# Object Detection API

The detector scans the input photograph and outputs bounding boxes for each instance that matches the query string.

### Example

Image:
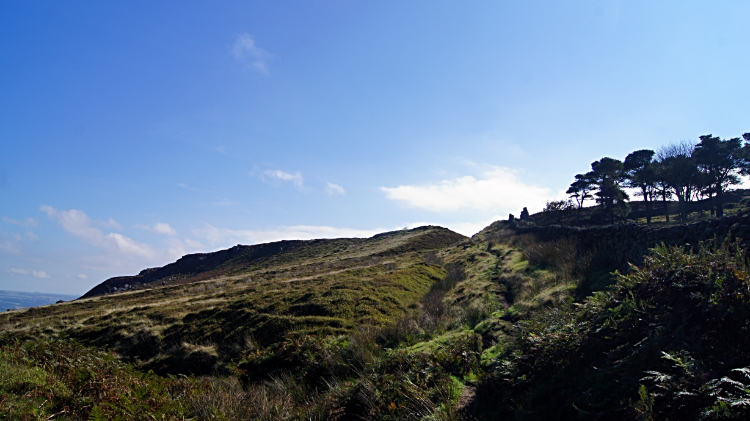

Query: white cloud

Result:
[193,224,384,248]
[78,273,88,279]
[2,216,38,227]
[97,217,123,231]
[325,182,346,196]
[231,33,270,74]
[41,205,154,258]
[0,230,21,254]
[152,223,177,236]
[36,206,210,277]
[6,268,49,278]
[263,169,305,191]
[26,231,39,242]
[76,236,205,273]
[381,167,560,215]
[136,222,178,236]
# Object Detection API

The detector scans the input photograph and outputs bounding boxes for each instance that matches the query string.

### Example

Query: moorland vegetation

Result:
[4,133,750,420]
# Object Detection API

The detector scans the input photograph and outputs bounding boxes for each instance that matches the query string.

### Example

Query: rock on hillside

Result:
[81,226,466,299]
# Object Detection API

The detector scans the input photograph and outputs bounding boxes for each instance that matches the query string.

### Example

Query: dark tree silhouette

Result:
[566,171,596,221]
[693,134,744,218]
[590,157,628,223]
[656,141,700,221]
[624,149,656,224]
[650,160,674,222]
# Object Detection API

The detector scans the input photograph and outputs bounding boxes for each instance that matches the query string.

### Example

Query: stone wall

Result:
[503,212,750,269]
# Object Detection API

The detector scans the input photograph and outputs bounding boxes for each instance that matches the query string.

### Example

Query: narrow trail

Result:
[457,385,477,417]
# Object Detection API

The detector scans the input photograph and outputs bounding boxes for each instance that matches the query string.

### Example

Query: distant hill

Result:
[81,225,466,298]
[0,290,78,311]
[4,225,467,378]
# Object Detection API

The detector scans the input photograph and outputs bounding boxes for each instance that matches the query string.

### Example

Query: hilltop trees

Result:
[567,161,629,224]
[590,157,629,223]
[564,131,750,224]
[693,134,745,217]
[566,172,596,220]
[655,141,701,221]
[623,149,656,223]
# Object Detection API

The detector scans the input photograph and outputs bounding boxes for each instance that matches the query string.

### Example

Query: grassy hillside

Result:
[4,220,750,420]
[2,227,464,374]
[81,225,464,298]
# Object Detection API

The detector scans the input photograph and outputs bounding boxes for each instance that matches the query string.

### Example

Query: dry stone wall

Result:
[508,212,750,269]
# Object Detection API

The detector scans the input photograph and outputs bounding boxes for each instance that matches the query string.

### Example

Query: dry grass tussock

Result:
[519,237,594,281]
[181,374,340,421]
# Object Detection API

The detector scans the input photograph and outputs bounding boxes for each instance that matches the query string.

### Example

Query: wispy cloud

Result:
[97,217,123,231]
[263,169,305,191]
[193,224,384,248]
[39,205,211,275]
[78,273,88,279]
[2,216,38,227]
[381,167,559,215]
[0,230,21,254]
[136,222,178,236]
[7,268,50,278]
[231,33,271,74]
[177,183,212,193]
[41,205,154,258]
[325,182,346,196]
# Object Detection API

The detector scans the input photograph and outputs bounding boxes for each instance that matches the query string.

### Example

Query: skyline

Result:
[2,0,750,295]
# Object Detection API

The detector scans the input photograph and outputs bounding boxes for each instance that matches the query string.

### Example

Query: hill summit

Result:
[82,225,466,298]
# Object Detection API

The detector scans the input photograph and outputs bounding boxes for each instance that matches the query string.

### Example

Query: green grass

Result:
[1,228,459,377]
[0,339,189,420]
[6,218,745,420]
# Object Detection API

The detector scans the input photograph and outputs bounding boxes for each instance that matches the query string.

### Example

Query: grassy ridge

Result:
[5,220,750,420]
[82,226,464,298]
[2,227,460,376]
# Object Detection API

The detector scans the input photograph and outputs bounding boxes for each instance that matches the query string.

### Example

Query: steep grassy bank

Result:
[473,241,750,420]
[0,221,618,420]
[2,227,462,377]
[4,220,750,420]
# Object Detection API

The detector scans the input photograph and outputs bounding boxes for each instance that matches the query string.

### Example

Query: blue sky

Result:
[2,0,749,295]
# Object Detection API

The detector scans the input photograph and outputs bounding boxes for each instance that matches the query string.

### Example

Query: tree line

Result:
[561,133,750,224]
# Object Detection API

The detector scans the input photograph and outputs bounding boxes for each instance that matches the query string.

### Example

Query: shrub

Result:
[0,338,187,420]
[476,240,750,420]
